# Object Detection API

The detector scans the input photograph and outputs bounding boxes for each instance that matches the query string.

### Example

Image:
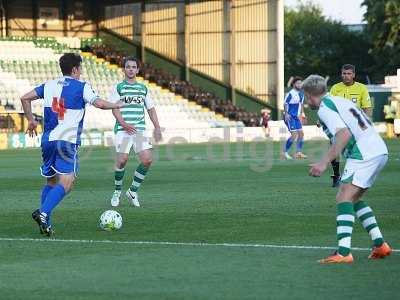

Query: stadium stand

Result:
[0,37,247,132]
[82,40,261,127]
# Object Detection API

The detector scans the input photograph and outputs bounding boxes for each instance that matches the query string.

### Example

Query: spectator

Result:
[260,110,270,136]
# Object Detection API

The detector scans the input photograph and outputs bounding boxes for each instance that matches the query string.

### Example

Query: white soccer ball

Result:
[99,210,123,231]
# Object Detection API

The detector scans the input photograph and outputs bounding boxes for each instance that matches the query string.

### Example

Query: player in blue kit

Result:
[282,77,307,160]
[21,53,125,236]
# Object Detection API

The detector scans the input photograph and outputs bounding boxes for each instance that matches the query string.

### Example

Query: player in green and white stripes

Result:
[109,57,162,207]
[304,75,392,264]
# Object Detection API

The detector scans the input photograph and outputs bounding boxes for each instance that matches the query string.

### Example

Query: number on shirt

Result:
[349,108,371,130]
[52,97,66,120]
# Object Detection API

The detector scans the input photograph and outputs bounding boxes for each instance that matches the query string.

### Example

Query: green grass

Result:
[0,140,399,299]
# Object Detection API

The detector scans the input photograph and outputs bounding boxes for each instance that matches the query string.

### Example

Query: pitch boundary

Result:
[0,237,398,252]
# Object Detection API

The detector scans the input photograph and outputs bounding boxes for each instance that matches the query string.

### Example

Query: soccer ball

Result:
[99,210,123,231]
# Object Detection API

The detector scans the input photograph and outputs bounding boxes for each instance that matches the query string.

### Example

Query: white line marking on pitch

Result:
[0,237,398,252]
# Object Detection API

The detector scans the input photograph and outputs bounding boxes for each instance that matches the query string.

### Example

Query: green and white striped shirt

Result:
[318,95,387,161]
[109,80,154,133]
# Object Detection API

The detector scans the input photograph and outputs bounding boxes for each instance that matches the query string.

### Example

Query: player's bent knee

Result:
[336,183,363,202]
[58,174,75,193]
[117,158,128,168]
[116,154,129,168]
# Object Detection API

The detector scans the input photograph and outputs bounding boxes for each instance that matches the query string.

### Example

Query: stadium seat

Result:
[0,37,237,131]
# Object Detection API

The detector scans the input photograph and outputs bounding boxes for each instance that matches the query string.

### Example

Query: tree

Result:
[285,1,373,85]
[363,0,400,82]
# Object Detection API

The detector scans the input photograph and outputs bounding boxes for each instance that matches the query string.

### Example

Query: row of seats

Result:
[0,38,238,131]
[0,41,60,60]
[0,36,70,53]
[87,43,261,127]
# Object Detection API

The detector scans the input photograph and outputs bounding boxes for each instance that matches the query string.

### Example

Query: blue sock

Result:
[285,137,293,152]
[41,185,53,206]
[296,139,304,152]
[41,184,66,216]
[41,185,54,226]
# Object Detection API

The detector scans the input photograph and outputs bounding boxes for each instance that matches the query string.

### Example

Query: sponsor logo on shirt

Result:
[122,95,144,104]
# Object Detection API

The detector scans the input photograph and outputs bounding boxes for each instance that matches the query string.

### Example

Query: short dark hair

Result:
[341,64,355,73]
[291,76,302,87]
[59,53,82,76]
[122,56,140,68]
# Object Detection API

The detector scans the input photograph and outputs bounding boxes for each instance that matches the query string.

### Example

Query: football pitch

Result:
[0,140,399,300]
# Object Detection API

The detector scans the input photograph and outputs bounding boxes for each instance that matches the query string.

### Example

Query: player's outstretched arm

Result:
[21,89,40,137]
[147,107,162,142]
[309,128,351,177]
[92,99,124,110]
[323,128,352,163]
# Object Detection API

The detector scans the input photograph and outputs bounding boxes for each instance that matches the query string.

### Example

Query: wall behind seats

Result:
[7,0,96,37]
[101,0,276,106]
[6,0,34,37]
[103,2,136,39]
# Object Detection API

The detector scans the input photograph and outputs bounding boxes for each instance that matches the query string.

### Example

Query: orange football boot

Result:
[318,252,354,264]
[368,242,392,259]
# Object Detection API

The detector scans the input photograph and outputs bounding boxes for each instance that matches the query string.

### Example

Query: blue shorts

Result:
[40,140,79,177]
[285,116,302,132]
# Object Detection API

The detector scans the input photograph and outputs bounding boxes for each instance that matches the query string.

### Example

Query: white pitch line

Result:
[0,237,398,252]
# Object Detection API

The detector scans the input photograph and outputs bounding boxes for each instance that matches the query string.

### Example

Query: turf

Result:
[0,140,399,299]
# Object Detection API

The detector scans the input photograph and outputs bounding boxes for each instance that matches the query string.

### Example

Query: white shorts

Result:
[341,154,388,189]
[115,131,152,154]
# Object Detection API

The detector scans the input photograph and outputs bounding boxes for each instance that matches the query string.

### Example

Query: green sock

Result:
[354,201,384,247]
[130,164,149,192]
[114,168,125,191]
[336,202,355,256]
